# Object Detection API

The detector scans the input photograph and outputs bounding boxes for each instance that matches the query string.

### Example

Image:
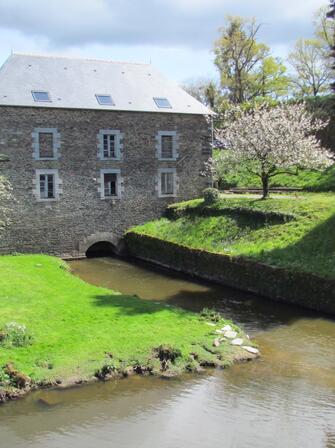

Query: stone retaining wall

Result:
[125,232,335,315]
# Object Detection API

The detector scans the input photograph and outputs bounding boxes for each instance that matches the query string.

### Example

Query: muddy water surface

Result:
[1,257,335,448]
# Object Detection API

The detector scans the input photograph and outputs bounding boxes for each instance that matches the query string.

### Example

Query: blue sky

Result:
[0,0,328,83]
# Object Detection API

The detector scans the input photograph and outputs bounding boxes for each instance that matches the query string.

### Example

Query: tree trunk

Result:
[261,174,269,199]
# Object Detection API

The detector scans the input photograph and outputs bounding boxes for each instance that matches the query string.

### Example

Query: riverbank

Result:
[0,255,257,404]
[127,193,335,313]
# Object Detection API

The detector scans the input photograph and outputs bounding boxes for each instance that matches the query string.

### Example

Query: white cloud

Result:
[0,0,328,81]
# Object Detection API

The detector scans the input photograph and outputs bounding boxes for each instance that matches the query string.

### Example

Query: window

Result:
[161,135,173,159]
[97,130,123,160]
[99,169,122,199]
[153,97,172,109]
[40,173,55,199]
[103,134,116,159]
[32,91,51,102]
[104,173,117,197]
[34,169,61,201]
[96,94,115,106]
[158,168,177,197]
[39,133,54,158]
[32,128,60,160]
[161,172,174,195]
[156,131,178,160]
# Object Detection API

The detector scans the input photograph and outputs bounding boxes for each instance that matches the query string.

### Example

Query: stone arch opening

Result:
[85,241,116,258]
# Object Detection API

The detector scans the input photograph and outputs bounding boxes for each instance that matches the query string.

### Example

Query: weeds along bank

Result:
[0,255,257,404]
[126,193,335,314]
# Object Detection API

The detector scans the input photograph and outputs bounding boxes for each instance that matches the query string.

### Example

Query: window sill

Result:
[158,157,178,161]
[36,198,59,202]
[100,157,121,161]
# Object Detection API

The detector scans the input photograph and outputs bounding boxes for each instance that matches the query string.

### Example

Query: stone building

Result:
[0,53,213,257]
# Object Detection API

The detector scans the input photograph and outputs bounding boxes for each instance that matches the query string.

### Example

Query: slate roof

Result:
[0,53,213,115]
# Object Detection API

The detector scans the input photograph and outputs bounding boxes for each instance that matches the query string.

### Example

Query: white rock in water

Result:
[221,325,232,332]
[231,338,243,346]
[223,330,237,339]
[206,322,216,327]
[242,346,259,354]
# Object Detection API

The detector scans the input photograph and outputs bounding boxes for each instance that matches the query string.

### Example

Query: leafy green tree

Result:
[213,16,289,103]
[288,38,332,96]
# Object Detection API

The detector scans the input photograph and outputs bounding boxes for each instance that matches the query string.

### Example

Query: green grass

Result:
[0,255,248,392]
[219,164,335,192]
[132,193,335,279]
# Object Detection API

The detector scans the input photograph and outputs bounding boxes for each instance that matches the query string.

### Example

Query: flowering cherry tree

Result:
[214,103,333,198]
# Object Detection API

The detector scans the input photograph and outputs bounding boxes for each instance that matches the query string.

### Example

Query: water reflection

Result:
[0,256,334,448]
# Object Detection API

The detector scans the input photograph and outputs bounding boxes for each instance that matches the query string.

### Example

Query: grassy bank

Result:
[131,193,335,279]
[219,163,335,192]
[0,255,255,402]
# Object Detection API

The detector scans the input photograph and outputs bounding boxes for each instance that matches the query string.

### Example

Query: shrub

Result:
[203,188,220,205]
[0,322,33,347]
[0,369,10,385]
[200,307,222,322]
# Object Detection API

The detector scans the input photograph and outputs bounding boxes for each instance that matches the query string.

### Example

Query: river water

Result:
[1,257,335,448]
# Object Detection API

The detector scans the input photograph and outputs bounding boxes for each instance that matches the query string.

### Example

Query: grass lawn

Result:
[131,192,335,279]
[219,163,335,192]
[0,255,251,396]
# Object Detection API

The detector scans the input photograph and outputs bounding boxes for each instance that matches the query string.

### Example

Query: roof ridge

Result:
[11,52,151,67]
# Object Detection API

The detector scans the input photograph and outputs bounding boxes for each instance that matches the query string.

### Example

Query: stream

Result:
[1,256,335,448]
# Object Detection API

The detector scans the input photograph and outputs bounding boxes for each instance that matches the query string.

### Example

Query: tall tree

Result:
[288,38,332,96]
[213,16,288,103]
[182,78,220,110]
[326,1,335,92]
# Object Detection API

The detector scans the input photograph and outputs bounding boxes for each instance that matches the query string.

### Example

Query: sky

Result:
[0,0,329,83]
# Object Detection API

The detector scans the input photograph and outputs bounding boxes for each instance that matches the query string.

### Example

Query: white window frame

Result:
[32,128,60,160]
[97,129,123,160]
[98,169,123,200]
[156,131,178,160]
[33,169,62,202]
[157,168,178,198]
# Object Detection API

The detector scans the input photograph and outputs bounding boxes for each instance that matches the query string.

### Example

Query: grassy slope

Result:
[218,163,335,192]
[132,193,335,279]
[0,255,247,387]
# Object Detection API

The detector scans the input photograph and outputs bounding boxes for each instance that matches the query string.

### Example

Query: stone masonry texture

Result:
[0,106,211,257]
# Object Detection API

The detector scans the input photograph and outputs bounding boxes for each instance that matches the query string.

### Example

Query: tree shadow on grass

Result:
[92,293,190,317]
[258,212,335,278]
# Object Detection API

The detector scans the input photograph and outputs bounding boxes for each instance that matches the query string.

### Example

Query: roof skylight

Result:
[32,91,51,102]
[96,94,115,106]
[153,97,172,109]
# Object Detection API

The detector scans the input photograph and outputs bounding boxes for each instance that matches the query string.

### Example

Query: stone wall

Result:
[0,106,211,256]
[125,232,335,315]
